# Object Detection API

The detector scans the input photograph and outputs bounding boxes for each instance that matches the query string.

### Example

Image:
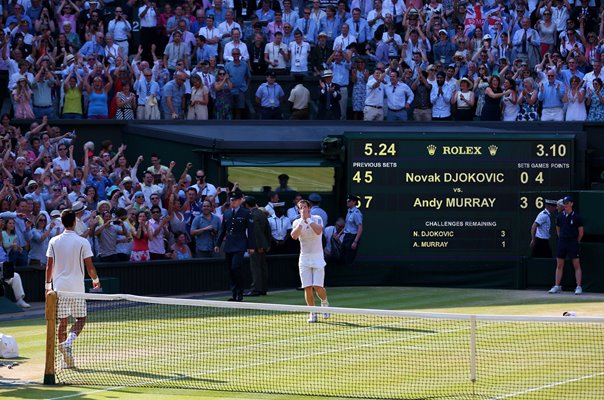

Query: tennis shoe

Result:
[575,286,583,295]
[16,299,30,308]
[307,312,317,323]
[321,300,330,319]
[548,285,562,294]
[59,341,75,368]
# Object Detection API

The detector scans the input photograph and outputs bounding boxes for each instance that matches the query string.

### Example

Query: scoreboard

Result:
[346,133,575,261]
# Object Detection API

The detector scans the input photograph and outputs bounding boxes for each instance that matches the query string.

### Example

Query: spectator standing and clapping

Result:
[213,69,233,119]
[161,72,187,120]
[586,78,604,121]
[187,75,209,120]
[148,206,170,260]
[130,211,152,262]
[316,69,341,120]
[13,76,35,120]
[28,213,57,270]
[171,232,192,260]
[385,70,414,121]
[539,69,566,121]
[502,78,520,122]
[115,81,136,120]
[288,74,310,119]
[134,68,161,120]
[225,48,251,119]
[516,78,540,121]
[351,57,369,120]
[564,75,587,121]
[452,77,475,121]
[481,76,505,121]
[191,200,221,258]
[430,71,453,120]
[255,71,284,119]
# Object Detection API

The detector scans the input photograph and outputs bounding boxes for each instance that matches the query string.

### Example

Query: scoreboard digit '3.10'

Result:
[346,133,575,261]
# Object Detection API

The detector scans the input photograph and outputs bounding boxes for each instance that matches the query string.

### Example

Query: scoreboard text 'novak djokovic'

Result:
[346,133,574,261]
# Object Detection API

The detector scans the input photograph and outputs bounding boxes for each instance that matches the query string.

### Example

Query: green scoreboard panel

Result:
[346,133,575,261]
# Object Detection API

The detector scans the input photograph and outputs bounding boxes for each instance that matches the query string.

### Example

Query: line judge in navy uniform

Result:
[530,199,558,258]
[342,194,363,266]
[215,191,256,301]
[548,196,584,295]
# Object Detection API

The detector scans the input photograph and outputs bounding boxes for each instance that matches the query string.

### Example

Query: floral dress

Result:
[352,70,367,112]
[214,86,232,120]
[587,89,604,121]
[516,91,540,121]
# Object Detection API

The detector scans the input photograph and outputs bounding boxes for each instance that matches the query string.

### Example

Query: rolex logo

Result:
[427,144,437,156]
[488,145,498,156]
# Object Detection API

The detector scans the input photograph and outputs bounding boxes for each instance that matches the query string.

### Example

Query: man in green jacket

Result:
[244,196,272,296]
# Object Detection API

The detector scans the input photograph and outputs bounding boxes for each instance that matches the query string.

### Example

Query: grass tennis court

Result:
[1,287,603,400]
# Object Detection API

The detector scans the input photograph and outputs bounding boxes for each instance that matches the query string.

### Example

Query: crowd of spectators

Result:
[1,0,604,121]
[0,117,340,271]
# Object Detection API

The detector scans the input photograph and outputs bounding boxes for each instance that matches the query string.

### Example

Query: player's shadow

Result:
[69,368,226,384]
[324,321,436,333]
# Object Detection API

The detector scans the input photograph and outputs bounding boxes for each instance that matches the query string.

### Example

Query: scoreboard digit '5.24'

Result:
[346,133,575,261]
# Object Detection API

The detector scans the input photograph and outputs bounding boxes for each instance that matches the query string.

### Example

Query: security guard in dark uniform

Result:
[215,191,256,301]
[342,194,363,266]
[530,199,557,258]
[549,196,584,295]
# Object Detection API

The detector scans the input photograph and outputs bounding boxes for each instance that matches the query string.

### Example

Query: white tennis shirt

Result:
[293,215,326,268]
[47,230,94,293]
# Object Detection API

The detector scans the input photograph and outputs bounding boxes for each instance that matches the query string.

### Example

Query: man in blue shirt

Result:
[161,72,187,119]
[538,68,566,121]
[295,8,318,44]
[346,8,370,51]
[79,32,106,59]
[327,50,351,120]
[224,48,251,119]
[549,196,584,295]
[190,200,221,258]
[255,71,285,119]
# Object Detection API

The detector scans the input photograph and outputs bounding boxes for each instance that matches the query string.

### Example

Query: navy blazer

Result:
[216,207,256,253]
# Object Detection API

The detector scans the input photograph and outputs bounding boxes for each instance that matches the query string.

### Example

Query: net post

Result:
[43,290,57,385]
[469,315,477,387]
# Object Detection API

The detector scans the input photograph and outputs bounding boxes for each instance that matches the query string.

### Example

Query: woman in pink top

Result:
[130,211,153,262]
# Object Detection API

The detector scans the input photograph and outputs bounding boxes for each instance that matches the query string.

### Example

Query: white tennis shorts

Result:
[57,297,87,319]
[299,265,325,288]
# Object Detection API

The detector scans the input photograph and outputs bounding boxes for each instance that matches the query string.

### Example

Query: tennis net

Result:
[44,291,604,399]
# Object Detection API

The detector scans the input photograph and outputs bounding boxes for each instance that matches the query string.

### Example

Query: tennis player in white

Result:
[45,209,101,368]
[291,199,330,323]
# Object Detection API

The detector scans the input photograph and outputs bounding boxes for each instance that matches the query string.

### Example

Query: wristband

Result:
[306,218,312,224]
[45,282,52,290]
[92,277,100,285]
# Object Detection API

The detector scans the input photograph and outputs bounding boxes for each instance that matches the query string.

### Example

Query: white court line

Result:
[88,317,423,370]
[47,322,480,400]
[491,371,604,399]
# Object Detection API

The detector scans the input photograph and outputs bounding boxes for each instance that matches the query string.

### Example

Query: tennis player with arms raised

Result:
[45,209,101,368]
[291,199,330,323]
